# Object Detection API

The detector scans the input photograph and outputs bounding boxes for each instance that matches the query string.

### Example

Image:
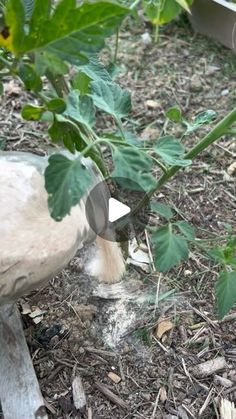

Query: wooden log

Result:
[0,304,48,419]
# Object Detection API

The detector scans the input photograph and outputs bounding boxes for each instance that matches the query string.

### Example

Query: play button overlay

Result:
[108,198,130,223]
[85,176,150,242]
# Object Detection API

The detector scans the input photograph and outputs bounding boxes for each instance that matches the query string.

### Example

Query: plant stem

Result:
[0,55,12,70]
[113,27,119,64]
[150,155,167,173]
[134,106,236,215]
[115,117,126,140]
[154,24,159,43]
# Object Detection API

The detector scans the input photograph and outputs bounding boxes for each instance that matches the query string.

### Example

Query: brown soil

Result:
[1,17,236,419]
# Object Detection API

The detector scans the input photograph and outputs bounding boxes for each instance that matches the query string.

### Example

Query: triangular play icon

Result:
[108,197,131,223]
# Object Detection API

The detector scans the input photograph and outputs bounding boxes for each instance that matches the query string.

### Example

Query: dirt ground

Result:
[1,16,236,419]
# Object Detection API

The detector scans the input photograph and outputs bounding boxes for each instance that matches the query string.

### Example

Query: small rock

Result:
[141,392,151,401]
[141,32,152,45]
[221,89,229,96]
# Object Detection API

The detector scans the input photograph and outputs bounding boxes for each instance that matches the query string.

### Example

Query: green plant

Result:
[0,0,235,318]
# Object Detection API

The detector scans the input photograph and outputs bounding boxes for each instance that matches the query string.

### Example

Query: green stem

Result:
[150,155,167,173]
[115,117,126,140]
[0,55,12,70]
[113,27,119,64]
[133,106,236,215]
[154,24,159,43]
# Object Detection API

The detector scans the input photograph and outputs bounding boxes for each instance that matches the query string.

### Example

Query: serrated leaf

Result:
[90,80,131,119]
[21,104,45,120]
[79,56,112,82]
[47,98,66,114]
[216,270,236,318]
[151,202,173,220]
[44,154,93,221]
[152,224,188,272]
[166,106,182,123]
[175,220,195,240]
[48,116,87,153]
[185,110,217,134]
[154,135,191,167]
[64,90,96,129]
[209,239,236,266]
[112,145,156,192]
[18,63,42,92]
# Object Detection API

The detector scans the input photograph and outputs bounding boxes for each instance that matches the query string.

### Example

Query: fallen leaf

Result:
[159,386,167,403]
[4,80,21,96]
[227,161,236,177]
[145,100,160,109]
[155,319,173,339]
[28,306,47,324]
[108,372,122,384]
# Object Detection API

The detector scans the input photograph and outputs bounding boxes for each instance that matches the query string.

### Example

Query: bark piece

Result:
[191,357,227,378]
[72,376,86,411]
[108,372,122,384]
[94,381,129,410]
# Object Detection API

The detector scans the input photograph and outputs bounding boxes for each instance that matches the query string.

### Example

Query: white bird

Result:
[0,151,125,304]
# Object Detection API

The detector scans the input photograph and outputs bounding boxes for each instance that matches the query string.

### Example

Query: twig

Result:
[94,382,129,410]
[199,387,215,416]
[151,388,160,419]
[85,347,116,357]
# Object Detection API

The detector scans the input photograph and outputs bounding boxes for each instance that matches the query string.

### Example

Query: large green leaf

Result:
[64,90,96,129]
[45,153,93,221]
[216,270,236,318]
[154,135,191,167]
[112,145,156,191]
[90,80,131,119]
[8,0,128,55]
[152,224,188,272]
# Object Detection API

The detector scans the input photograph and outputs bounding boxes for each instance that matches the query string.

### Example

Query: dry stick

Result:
[94,381,129,410]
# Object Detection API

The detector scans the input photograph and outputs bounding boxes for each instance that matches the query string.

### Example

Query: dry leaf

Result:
[20,302,31,315]
[4,80,21,96]
[159,386,167,403]
[28,306,47,324]
[108,372,121,384]
[155,319,173,339]
[227,162,236,177]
